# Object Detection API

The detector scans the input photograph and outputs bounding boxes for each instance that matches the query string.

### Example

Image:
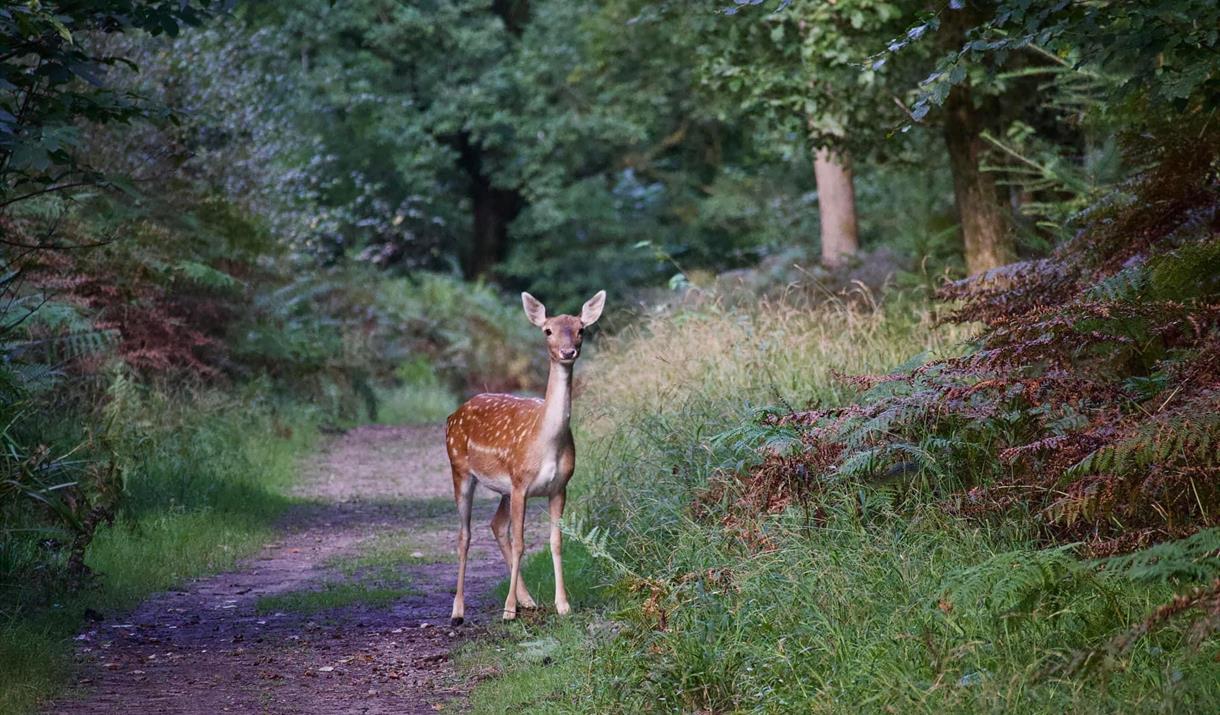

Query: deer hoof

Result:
[556,602,572,616]
[450,617,464,627]
[502,609,517,621]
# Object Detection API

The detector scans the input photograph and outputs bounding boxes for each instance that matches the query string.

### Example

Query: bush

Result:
[0,380,316,714]
[744,127,1220,556]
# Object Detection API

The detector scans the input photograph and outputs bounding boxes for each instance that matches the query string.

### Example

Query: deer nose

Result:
[560,348,578,360]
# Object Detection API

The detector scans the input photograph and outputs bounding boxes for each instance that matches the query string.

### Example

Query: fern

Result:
[561,513,647,583]
[1147,234,1220,301]
[173,260,242,291]
[1087,263,1147,302]
[834,447,881,481]
[943,544,1089,620]
[1097,529,1220,584]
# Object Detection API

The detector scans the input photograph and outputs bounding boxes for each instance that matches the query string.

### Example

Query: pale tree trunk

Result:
[813,147,859,268]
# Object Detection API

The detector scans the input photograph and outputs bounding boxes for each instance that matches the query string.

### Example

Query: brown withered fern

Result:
[737,125,1219,558]
[695,124,1220,666]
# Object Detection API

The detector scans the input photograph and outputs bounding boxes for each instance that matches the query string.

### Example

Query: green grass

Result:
[331,530,455,571]
[459,296,1220,713]
[460,617,601,714]
[459,538,609,714]
[257,524,446,616]
[0,388,318,715]
[255,579,417,616]
[377,382,458,424]
[253,522,456,617]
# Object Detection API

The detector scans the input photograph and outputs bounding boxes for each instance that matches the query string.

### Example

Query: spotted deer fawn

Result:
[444,290,606,624]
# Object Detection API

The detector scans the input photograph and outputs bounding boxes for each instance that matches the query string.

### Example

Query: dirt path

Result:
[48,424,546,714]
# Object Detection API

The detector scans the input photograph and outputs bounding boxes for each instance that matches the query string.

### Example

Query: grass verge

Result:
[0,388,319,714]
[458,294,1220,713]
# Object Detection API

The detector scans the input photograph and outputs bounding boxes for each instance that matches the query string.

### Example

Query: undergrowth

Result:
[462,290,1220,713]
[0,387,318,715]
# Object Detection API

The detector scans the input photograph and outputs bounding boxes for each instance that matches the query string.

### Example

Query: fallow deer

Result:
[444,290,606,624]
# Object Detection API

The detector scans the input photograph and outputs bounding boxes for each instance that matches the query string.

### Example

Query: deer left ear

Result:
[580,290,606,326]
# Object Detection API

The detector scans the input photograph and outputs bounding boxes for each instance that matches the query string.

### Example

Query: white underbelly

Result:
[472,464,561,498]
[472,470,513,496]
[526,458,559,497]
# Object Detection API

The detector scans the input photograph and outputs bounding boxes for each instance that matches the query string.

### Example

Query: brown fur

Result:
[444,393,574,496]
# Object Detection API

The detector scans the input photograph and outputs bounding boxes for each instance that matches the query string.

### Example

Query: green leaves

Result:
[894,0,1220,124]
[703,0,929,157]
[172,261,242,292]
[1098,529,1220,584]
[0,1,221,205]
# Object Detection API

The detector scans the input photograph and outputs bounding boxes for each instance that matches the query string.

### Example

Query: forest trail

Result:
[47,424,544,714]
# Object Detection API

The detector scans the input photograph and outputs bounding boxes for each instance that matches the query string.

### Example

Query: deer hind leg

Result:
[491,494,537,609]
[450,470,476,626]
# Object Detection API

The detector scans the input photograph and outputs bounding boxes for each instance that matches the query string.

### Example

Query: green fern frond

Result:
[1087,264,1147,302]
[835,447,880,480]
[943,545,1087,620]
[561,513,643,582]
[1097,529,1220,584]
[174,260,242,291]
[1147,235,1220,301]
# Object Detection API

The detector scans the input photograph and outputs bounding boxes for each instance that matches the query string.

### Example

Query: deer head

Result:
[521,290,606,365]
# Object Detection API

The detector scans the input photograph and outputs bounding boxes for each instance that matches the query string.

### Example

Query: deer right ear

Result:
[521,292,548,327]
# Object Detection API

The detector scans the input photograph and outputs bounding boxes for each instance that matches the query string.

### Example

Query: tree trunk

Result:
[455,133,523,279]
[938,3,1018,276]
[942,82,1016,275]
[813,147,859,268]
[492,0,530,35]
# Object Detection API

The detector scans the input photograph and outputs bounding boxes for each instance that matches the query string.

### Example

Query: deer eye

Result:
[578,328,584,336]
[544,328,552,336]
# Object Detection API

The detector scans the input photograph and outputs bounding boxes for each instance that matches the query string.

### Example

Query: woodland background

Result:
[2,1,1218,712]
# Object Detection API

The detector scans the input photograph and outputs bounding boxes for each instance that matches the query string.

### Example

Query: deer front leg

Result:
[450,472,475,626]
[504,488,527,620]
[549,488,571,615]
[491,495,537,608]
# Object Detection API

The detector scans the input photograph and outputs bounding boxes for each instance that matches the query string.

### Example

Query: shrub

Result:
[751,126,1219,554]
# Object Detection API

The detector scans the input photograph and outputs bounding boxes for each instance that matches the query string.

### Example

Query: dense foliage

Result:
[749,124,1217,544]
[2,0,1218,711]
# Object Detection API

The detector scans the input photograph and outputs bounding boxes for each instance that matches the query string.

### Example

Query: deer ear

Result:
[521,292,548,327]
[580,290,606,326]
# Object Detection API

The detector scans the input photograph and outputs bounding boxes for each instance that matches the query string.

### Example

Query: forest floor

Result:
[45,424,546,714]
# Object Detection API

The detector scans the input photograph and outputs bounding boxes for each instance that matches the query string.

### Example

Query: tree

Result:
[705,0,1034,274]
[701,1,915,268]
[498,0,832,303]
[0,1,220,213]
[812,148,859,267]
[883,0,1220,271]
[239,0,520,274]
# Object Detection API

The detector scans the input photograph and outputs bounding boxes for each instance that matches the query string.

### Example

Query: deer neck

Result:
[538,360,573,446]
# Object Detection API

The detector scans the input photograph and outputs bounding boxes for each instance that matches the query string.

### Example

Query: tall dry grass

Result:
[576,289,972,454]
